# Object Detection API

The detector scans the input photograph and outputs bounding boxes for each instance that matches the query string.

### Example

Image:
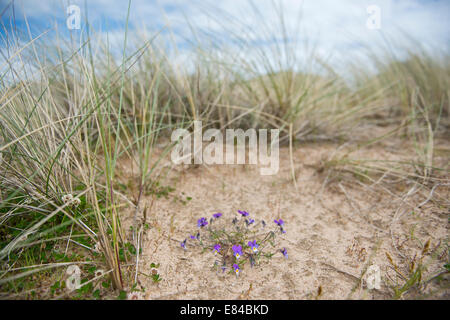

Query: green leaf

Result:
[87,266,96,274]
[118,290,127,300]
[92,289,101,299]
[152,274,162,282]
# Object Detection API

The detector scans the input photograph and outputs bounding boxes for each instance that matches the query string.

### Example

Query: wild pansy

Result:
[233,264,240,276]
[248,240,259,253]
[274,219,286,233]
[246,218,255,226]
[197,217,208,228]
[281,248,288,259]
[238,210,249,217]
[180,239,187,250]
[183,211,287,277]
[274,219,284,226]
[213,244,221,255]
[232,245,243,260]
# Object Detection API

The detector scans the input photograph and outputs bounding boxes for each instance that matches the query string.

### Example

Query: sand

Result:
[116,142,449,300]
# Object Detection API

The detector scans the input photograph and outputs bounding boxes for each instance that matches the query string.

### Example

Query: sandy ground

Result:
[117,142,449,300]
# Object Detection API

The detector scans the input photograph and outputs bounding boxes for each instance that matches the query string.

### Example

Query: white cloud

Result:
[2,0,449,73]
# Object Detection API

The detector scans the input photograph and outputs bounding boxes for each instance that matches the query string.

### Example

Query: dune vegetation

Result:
[0,1,448,299]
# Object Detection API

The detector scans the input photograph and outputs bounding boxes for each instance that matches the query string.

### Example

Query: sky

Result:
[1,0,449,74]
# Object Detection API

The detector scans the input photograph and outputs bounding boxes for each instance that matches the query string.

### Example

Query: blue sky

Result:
[1,0,449,72]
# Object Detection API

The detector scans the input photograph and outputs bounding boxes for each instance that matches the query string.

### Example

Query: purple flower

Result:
[238,210,249,217]
[232,245,243,259]
[280,248,288,259]
[196,232,200,240]
[213,213,222,219]
[180,239,187,250]
[189,235,196,240]
[248,240,259,253]
[197,217,208,228]
[233,263,240,276]
[274,219,286,233]
[274,219,284,226]
[213,244,221,255]
[246,218,255,226]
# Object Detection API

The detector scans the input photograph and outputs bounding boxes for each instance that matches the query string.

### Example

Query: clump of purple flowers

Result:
[180,210,288,276]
